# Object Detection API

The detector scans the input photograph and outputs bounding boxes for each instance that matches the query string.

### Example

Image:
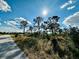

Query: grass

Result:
[13,33,76,59]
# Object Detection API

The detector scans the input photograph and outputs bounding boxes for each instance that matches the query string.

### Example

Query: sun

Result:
[42,9,48,16]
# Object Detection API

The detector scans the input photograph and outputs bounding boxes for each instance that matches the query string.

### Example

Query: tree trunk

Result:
[52,29,54,34]
[23,26,25,35]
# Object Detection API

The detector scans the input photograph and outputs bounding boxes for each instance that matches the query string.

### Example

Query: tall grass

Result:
[13,33,77,59]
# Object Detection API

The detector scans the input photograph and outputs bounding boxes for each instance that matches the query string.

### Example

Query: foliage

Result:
[20,20,28,34]
[14,33,76,59]
[12,16,79,59]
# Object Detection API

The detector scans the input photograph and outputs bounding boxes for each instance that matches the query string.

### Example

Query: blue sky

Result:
[0,0,79,32]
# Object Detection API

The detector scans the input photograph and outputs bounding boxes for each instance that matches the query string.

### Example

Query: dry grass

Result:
[14,34,73,59]
[14,35,31,42]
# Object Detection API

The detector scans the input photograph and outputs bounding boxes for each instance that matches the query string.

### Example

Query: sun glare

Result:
[42,9,48,16]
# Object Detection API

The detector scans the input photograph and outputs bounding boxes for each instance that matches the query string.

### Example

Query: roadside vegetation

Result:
[1,16,79,59]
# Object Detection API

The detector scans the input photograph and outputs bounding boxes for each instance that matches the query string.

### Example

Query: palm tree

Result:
[33,16,43,33]
[20,20,28,34]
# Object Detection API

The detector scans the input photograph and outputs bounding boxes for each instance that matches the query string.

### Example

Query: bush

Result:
[24,38,37,48]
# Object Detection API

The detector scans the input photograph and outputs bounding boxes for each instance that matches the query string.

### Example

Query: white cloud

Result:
[60,0,75,10]
[0,18,2,25]
[8,21,17,25]
[15,17,32,25]
[0,0,11,12]
[15,17,26,21]
[0,22,1,25]
[4,20,17,25]
[63,11,79,27]
[7,20,19,26]
[7,21,17,28]
[60,2,69,9]
[67,5,75,10]
[3,20,20,31]
[0,17,32,32]
[0,26,22,32]
[2,20,22,32]
[69,0,74,4]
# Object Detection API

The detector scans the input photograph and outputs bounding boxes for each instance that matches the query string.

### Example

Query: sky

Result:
[0,0,79,32]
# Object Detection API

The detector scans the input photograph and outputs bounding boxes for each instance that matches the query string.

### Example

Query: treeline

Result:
[20,16,79,35]
[0,32,23,34]
[20,16,61,34]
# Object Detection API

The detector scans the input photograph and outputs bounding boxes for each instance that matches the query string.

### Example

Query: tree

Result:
[47,16,60,34]
[33,16,43,33]
[29,26,33,33]
[20,20,28,34]
[69,26,79,48]
[59,29,63,34]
